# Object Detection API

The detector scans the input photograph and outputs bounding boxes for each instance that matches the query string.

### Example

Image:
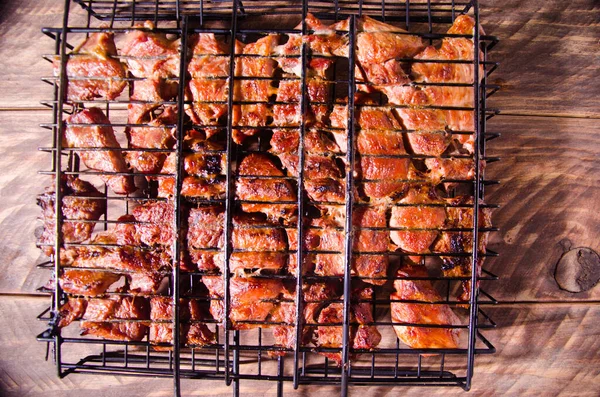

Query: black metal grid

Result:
[35,1,501,396]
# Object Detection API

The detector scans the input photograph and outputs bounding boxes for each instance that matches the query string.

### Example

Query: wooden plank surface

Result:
[0,0,598,117]
[480,0,600,117]
[484,115,600,302]
[0,111,50,295]
[0,0,86,109]
[2,296,598,396]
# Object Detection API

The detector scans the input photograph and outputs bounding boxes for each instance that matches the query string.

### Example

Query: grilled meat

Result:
[187,208,288,273]
[131,201,175,246]
[149,297,209,321]
[65,108,136,194]
[390,185,446,253]
[127,105,177,175]
[121,21,180,78]
[59,269,121,296]
[237,153,297,224]
[355,16,424,90]
[391,264,461,349]
[56,298,87,327]
[202,276,283,329]
[148,323,216,347]
[57,296,150,328]
[232,35,279,144]
[57,32,127,101]
[68,243,172,274]
[82,321,148,341]
[424,157,478,184]
[186,33,230,128]
[36,176,105,256]
[315,287,381,365]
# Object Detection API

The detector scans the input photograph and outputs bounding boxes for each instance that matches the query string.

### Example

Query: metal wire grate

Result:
[35,1,501,396]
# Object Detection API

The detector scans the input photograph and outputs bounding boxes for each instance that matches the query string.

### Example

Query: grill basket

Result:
[36,1,501,396]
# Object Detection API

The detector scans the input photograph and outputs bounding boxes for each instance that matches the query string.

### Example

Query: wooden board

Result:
[484,115,600,302]
[1,0,599,118]
[0,0,85,109]
[3,296,599,396]
[480,0,600,117]
[0,111,51,295]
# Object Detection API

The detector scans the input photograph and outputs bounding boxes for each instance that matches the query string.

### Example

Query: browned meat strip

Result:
[65,108,136,194]
[36,176,105,256]
[232,35,279,144]
[57,32,127,101]
[391,264,461,349]
[121,21,180,78]
[315,287,381,365]
[186,33,230,128]
[131,201,174,246]
[202,276,283,329]
[59,269,121,296]
[237,153,297,224]
[390,186,446,253]
[82,321,148,341]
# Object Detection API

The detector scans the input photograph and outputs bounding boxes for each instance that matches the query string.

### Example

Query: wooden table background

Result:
[0,0,599,395]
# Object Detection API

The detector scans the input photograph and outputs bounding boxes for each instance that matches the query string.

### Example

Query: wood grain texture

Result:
[3,297,599,396]
[0,0,87,109]
[480,0,600,117]
[484,115,600,301]
[0,111,53,294]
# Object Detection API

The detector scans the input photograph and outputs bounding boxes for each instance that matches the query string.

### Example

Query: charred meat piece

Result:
[231,214,288,273]
[150,297,208,321]
[86,296,150,321]
[186,33,230,128]
[270,129,342,180]
[304,178,345,204]
[57,32,126,101]
[271,128,340,157]
[288,207,388,285]
[187,206,225,250]
[391,264,461,349]
[126,105,177,175]
[65,108,136,194]
[36,176,105,256]
[232,35,279,144]
[68,243,172,274]
[187,208,288,273]
[315,287,381,365]
[127,78,178,125]
[273,79,330,126]
[355,16,424,90]
[132,201,175,246]
[359,156,413,200]
[82,321,148,341]
[149,323,216,347]
[395,108,451,157]
[202,276,283,329]
[424,157,478,184]
[121,21,180,78]
[237,153,297,224]
[59,269,121,296]
[56,298,87,327]
[412,16,483,105]
[128,272,165,294]
[56,297,149,330]
[274,13,347,77]
[390,185,446,254]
